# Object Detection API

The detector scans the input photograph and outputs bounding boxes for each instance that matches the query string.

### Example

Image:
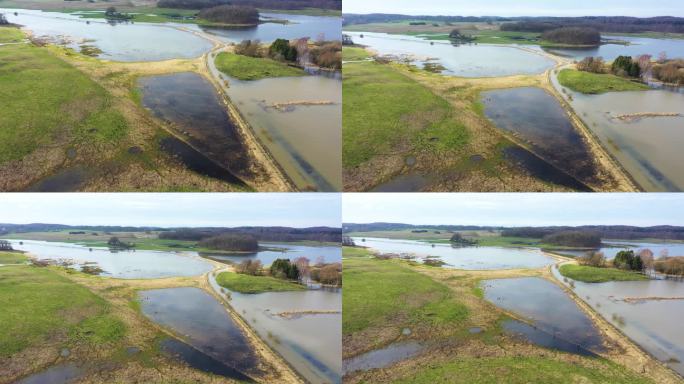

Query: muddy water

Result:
[546,35,684,61]
[483,277,605,354]
[551,71,684,191]
[139,72,252,184]
[209,274,342,384]
[8,240,213,279]
[203,243,341,266]
[353,237,555,270]
[482,87,599,188]
[139,287,260,379]
[223,75,342,191]
[2,9,212,61]
[344,32,555,77]
[200,13,341,43]
[343,341,424,374]
[553,266,684,375]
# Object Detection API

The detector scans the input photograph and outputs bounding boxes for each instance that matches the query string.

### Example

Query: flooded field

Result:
[483,277,606,354]
[2,9,213,61]
[204,243,341,266]
[344,32,555,77]
[139,72,251,184]
[551,71,684,191]
[560,241,684,259]
[502,146,592,191]
[482,87,599,188]
[553,266,684,375]
[200,13,341,43]
[546,35,684,61]
[343,341,424,374]
[222,75,342,191]
[353,237,555,270]
[209,274,341,384]
[139,287,259,380]
[7,240,213,279]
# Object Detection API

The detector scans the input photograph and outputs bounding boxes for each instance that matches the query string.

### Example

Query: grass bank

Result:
[0,252,27,264]
[343,61,468,169]
[559,264,649,283]
[343,247,467,335]
[0,26,23,43]
[392,356,653,384]
[216,271,305,294]
[342,46,370,61]
[0,43,128,164]
[558,69,649,94]
[0,265,125,356]
[214,52,306,81]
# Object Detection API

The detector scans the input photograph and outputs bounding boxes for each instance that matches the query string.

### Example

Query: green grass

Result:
[0,266,125,356]
[392,356,653,384]
[215,271,305,294]
[214,52,306,81]
[0,252,27,264]
[0,44,128,163]
[557,69,649,95]
[342,46,370,61]
[0,26,24,43]
[343,61,468,168]
[343,247,468,335]
[559,264,649,283]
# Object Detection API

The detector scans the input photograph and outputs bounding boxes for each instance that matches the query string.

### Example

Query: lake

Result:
[2,8,213,61]
[353,237,555,270]
[560,241,684,259]
[344,31,556,77]
[219,74,342,191]
[551,70,684,191]
[553,266,684,375]
[481,87,599,188]
[199,13,342,43]
[546,35,684,61]
[483,277,606,355]
[208,273,342,384]
[203,242,341,266]
[7,240,213,279]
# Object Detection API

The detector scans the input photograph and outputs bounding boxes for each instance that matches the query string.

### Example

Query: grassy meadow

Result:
[216,271,305,294]
[215,52,306,80]
[0,26,23,43]
[0,252,27,264]
[559,264,649,283]
[557,69,650,94]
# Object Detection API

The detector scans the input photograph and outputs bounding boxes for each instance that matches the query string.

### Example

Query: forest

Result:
[541,27,601,46]
[197,233,259,251]
[500,16,684,34]
[198,5,259,24]
[159,226,342,242]
[542,230,602,247]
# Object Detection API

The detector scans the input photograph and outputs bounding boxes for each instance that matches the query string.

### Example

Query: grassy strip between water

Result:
[216,271,305,294]
[0,252,27,264]
[214,52,306,81]
[343,247,468,335]
[0,265,125,356]
[559,264,649,283]
[557,69,649,94]
[343,61,468,168]
[342,46,370,61]
[391,355,654,384]
[0,26,24,43]
[0,43,128,164]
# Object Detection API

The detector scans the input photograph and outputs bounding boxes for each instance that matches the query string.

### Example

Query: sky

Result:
[343,193,684,227]
[0,193,341,228]
[343,0,684,17]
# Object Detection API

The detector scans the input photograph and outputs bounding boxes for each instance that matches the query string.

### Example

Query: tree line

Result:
[541,27,600,46]
[158,226,341,242]
[542,231,602,248]
[198,233,259,251]
[198,5,259,24]
[500,16,684,34]
[158,0,340,10]
[235,257,342,286]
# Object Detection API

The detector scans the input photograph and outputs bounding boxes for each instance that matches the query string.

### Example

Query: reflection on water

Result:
[204,243,341,266]
[343,341,424,374]
[354,237,555,270]
[159,338,254,382]
[502,146,592,191]
[2,9,212,61]
[344,32,555,77]
[546,35,684,61]
[208,274,341,384]
[483,277,605,354]
[139,287,260,378]
[502,320,598,356]
[551,71,684,191]
[224,75,342,191]
[8,240,213,279]
[139,72,251,184]
[560,241,684,259]
[200,13,341,43]
[553,266,684,375]
[482,87,599,188]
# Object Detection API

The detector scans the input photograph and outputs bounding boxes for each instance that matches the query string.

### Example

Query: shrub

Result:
[269,38,297,61]
[235,259,262,275]
[270,258,299,280]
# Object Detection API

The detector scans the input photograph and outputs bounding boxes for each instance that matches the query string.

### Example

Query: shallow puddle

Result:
[372,173,429,192]
[16,363,83,384]
[503,146,592,191]
[139,287,260,377]
[159,137,245,185]
[160,338,254,382]
[483,277,605,354]
[482,87,599,187]
[343,341,424,374]
[27,166,90,192]
[502,319,598,356]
